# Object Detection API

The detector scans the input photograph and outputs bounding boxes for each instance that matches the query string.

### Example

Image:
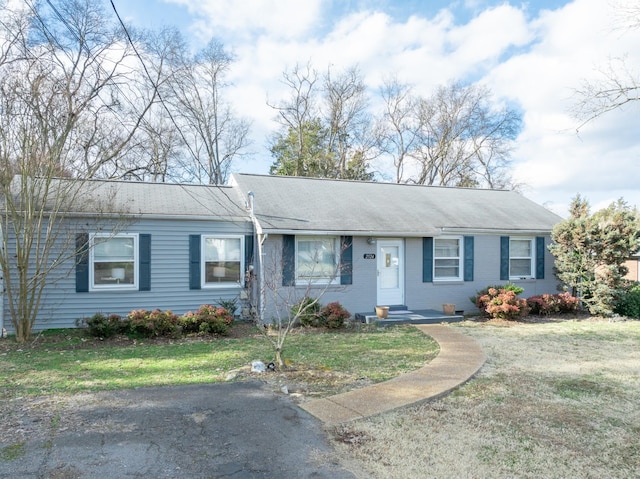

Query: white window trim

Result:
[201,235,245,289]
[89,233,139,291]
[509,237,535,280]
[433,235,464,282]
[295,236,340,285]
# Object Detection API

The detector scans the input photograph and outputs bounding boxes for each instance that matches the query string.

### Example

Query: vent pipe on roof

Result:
[247,191,254,216]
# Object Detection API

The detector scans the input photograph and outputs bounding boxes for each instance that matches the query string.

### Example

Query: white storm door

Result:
[377,240,404,306]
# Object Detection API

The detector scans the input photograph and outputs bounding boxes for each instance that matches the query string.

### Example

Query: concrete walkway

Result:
[300,324,485,425]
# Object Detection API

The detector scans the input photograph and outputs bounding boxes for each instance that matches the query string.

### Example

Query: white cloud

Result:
[165,0,323,40]
[157,0,640,216]
[482,0,640,215]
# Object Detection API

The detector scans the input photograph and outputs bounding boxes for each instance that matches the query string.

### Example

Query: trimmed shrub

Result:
[126,309,180,338]
[474,286,529,320]
[319,302,351,329]
[179,304,234,336]
[615,283,640,318]
[470,283,524,306]
[292,297,322,327]
[83,313,124,338]
[527,292,580,315]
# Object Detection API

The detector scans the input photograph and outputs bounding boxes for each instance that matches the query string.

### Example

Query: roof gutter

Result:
[255,227,553,237]
[439,227,554,235]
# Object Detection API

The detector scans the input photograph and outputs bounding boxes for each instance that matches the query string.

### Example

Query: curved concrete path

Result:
[300,324,485,425]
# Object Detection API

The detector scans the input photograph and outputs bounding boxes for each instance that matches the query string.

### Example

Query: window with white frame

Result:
[434,237,463,281]
[90,234,138,290]
[203,236,243,286]
[296,236,338,283]
[510,238,534,278]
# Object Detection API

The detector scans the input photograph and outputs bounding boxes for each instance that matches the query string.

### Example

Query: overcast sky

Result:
[114,0,640,217]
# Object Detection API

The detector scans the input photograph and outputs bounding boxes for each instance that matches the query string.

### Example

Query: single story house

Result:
[229,173,562,319]
[1,178,253,333]
[1,174,562,333]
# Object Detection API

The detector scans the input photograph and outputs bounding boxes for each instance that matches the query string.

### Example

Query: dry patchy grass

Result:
[333,318,640,479]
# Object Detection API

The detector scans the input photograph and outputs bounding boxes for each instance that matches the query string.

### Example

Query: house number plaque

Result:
[363,253,376,259]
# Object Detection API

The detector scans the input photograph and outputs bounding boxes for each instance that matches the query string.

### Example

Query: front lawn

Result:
[334,317,640,479]
[0,323,439,399]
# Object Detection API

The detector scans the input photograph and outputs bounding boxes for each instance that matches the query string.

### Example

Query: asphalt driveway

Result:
[1,381,357,478]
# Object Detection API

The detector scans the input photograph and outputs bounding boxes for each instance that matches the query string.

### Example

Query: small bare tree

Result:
[255,238,351,369]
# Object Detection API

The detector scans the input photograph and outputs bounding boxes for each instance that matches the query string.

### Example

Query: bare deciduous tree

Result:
[376,76,421,183]
[322,65,375,179]
[165,38,251,185]
[413,82,520,189]
[268,62,320,177]
[269,62,374,180]
[573,1,640,130]
[0,0,152,341]
[573,57,640,130]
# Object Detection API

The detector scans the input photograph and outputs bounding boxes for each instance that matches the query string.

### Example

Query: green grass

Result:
[0,443,25,461]
[0,324,438,399]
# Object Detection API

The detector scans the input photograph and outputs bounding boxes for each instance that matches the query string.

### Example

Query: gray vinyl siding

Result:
[405,235,558,314]
[260,234,559,319]
[3,217,252,332]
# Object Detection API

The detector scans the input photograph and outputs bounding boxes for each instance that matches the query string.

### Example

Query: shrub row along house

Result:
[0,173,562,333]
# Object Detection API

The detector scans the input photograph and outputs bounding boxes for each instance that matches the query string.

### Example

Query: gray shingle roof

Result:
[11,177,250,222]
[229,173,562,236]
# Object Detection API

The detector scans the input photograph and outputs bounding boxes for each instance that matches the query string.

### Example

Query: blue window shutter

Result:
[464,236,474,282]
[139,234,151,291]
[500,236,509,281]
[423,237,433,282]
[282,235,295,286]
[536,236,545,279]
[189,235,201,290]
[75,233,89,293]
[340,236,353,285]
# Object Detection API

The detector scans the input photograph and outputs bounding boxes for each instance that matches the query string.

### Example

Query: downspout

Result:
[247,192,266,322]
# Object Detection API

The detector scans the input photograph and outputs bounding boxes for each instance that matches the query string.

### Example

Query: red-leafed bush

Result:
[179,304,234,336]
[475,287,529,320]
[319,302,351,329]
[527,292,579,315]
[126,309,180,338]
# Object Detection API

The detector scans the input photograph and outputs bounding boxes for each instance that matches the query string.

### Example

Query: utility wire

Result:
[108,0,248,218]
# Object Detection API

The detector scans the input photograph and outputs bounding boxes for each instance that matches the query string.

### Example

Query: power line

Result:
[108,0,245,218]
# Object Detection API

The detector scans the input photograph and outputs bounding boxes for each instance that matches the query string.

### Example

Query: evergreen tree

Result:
[550,195,640,316]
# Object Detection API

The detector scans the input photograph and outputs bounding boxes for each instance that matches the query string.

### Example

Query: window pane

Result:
[204,238,241,262]
[297,238,336,280]
[434,238,461,279]
[93,261,135,285]
[435,239,459,257]
[205,261,241,283]
[92,236,136,287]
[94,237,134,261]
[435,259,459,278]
[510,239,531,257]
[204,237,242,284]
[510,259,532,276]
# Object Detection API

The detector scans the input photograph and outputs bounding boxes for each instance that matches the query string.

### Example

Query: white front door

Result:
[377,239,404,306]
